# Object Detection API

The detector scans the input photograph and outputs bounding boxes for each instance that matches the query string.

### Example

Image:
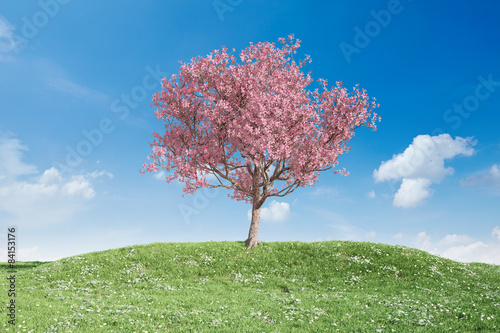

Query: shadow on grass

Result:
[0,261,49,272]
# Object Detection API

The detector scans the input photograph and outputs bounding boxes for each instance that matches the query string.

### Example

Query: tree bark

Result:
[245,200,262,249]
[245,163,264,249]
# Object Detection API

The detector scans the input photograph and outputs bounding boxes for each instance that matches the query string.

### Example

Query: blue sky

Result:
[0,0,499,264]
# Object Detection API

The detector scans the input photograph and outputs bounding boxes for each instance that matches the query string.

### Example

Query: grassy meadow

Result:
[1,241,499,332]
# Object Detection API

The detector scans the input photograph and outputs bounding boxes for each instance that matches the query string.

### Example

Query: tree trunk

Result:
[245,200,262,249]
[245,164,265,249]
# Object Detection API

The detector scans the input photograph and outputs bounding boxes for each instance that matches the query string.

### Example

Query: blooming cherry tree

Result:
[142,35,379,249]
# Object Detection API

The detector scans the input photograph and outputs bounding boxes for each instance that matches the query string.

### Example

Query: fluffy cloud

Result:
[0,136,110,228]
[413,227,500,265]
[0,167,96,201]
[393,178,432,208]
[0,15,20,59]
[460,164,500,188]
[247,200,291,222]
[414,231,437,254]
[365,230,376,238]
[367,190,376,199]
[492,226,500,242]
[374,134,475,208]
[62,175,95,200]
[437,234,474,246]
[154,170,166,180]
[196,168,219,183]
[440,242,500,265]
[374,134,475,183]
[0,137,37,177]
[0,168,102,228]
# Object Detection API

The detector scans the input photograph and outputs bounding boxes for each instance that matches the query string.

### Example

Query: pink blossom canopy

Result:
[142,35,379,204]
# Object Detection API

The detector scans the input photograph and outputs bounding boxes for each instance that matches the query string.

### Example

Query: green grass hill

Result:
[1,241,499,332]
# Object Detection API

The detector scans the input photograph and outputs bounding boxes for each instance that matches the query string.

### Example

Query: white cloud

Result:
[414,231,437,254]
[413,227,500,265]
[266,164,276,178]
[196,168,218,183]
[394,232,404,239]
[437,234,474,246]
[373,134,475,208]
[374,134,475,183]
[61,174,95,200]
[492,226,500,242]
[440,242,500,265]
[39,167,62,185]
[154,170,166,180]
[259,200,291,222]
[460,164,500,188]
[367,190,375,198]
[0,15,21,57]
[393,178,432,208]
[88,170,114,179]
[206,173,218,183]
[0,137,37,178]
[0,168,100,228]
[247,200,291,222]
[366,230,376,238]
[0,136,110,228]
[0,167,96,201]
